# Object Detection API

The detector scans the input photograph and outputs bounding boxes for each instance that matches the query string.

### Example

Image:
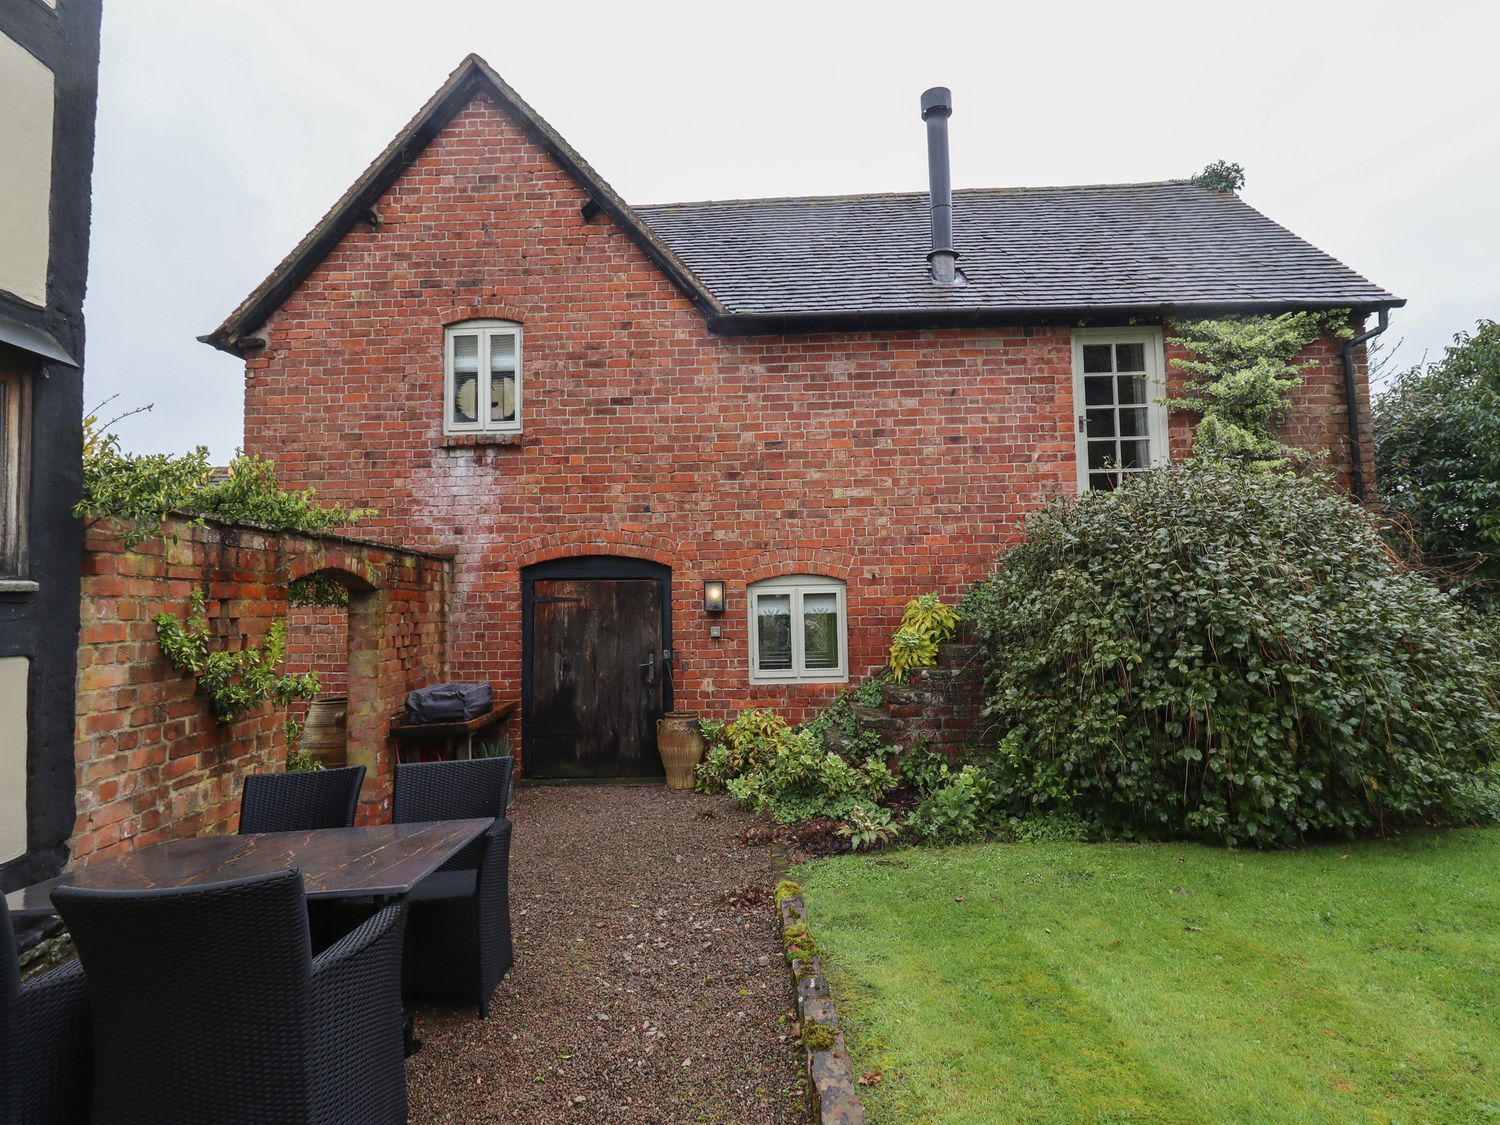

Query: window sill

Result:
[0,579,39,594]
[749,674,849,687]
[441,432,523,449]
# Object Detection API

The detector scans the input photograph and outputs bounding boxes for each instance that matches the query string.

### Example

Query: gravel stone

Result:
[405,784,808,1123]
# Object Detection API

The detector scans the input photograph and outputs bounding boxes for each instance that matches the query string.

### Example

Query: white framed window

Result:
[444,320,522,435]
[1072,327,1169,491]
[748,575,847,684]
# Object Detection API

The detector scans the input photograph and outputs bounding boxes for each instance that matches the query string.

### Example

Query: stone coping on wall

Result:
[154,509,459,561]
[777,886,866,1124]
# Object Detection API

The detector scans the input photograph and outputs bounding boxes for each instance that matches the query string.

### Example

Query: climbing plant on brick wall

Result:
[1166,310,1354,468]
[155,589,320,724]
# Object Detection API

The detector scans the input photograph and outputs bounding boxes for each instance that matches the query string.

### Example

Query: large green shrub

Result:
[1374,320,1500,601]
[963,460,1499,846]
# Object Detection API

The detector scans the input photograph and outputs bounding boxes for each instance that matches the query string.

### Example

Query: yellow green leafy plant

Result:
[889,594,960,681]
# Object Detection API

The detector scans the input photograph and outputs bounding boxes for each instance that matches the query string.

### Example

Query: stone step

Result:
[881,683,927,707]
[851,705,904,737]
[935,642,982,669]
[909,666,960,686]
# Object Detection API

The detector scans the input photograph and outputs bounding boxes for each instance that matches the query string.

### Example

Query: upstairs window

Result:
[748,576,847,684]
[444,320,521,435]
[1072,328,1169,491]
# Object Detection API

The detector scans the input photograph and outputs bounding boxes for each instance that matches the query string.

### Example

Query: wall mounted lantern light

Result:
[703,580,726,614]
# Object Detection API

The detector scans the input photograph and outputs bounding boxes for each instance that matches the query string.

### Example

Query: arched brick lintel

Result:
[437,304,529,328]
[507,527,682,573]
[742,551,858,586]
[284,562,379,592]
[283,546,384,590]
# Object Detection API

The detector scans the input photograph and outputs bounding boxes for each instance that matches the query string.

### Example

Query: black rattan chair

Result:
[239,765,366,834]
[393,757,514,1017]
[54,869,407,1125]
[1,898,90,1125]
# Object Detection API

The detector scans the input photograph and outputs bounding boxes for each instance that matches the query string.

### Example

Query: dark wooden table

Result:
[390,699,517,762]
[4,818,494,919]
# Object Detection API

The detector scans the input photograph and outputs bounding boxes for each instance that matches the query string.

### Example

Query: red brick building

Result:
[206,56,1402,779]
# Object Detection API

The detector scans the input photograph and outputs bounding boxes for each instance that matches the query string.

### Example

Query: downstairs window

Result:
[748,576,847,684]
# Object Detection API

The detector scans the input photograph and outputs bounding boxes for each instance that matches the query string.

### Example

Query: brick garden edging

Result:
[776,884,866,1124]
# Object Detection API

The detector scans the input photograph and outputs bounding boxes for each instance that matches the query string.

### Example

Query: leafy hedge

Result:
[1374,320,1500,601]
[963,460,1499,846]
[78,422,372,548]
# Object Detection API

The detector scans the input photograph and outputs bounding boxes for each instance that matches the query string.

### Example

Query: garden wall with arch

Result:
[71,514,451,866]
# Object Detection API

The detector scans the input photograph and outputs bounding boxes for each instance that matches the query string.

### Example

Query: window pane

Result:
[1118,407,1149,437]
[1120,440,1150,469]
[1117,374,1147,405]
[802,592,840,670]
[1082,344,1113,373]
[488,334,517,424]
[1085,409,1116,439]
[1115,342,1146,372]
[1087,442,1116,471]
[1089,470,1119,491]
[490,373,517,424]
[756,594,793,671]
[1084,375,1113,406]
[489,333,515,371]
[452,334,479,374]
[451,335,479,424]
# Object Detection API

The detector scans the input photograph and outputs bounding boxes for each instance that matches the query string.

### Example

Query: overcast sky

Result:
[84,0,1500,460]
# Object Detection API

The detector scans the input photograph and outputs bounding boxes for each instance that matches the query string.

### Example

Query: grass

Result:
[796,830,1500,1124]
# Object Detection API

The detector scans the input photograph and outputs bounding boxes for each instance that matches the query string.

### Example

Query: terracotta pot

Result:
[656,711,705,790]
[302,695,348,768]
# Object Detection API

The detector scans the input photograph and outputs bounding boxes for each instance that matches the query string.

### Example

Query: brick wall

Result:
[284,603,349,730]
[239,91,1372,744]
[71,515,450,865]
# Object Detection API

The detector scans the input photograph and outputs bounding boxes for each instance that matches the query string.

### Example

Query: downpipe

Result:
[1341,307,1390,503]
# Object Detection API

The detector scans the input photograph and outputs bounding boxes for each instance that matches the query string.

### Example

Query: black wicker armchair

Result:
[238,765,367,834]
[393,757,514,1017]
[2,897,90,1125]
[54,869,408,1125]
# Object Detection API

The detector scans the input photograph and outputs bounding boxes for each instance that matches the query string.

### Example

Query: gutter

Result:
[1341,307,1390,503]
[707,299,1404,338]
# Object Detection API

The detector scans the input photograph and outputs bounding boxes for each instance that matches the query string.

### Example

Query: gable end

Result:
[201,55,722,357]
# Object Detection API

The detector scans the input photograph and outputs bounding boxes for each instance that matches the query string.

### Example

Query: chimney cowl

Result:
[920,87,952,120]
[920,86,959,286]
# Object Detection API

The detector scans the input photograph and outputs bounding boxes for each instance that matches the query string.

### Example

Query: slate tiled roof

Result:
[207,57,1402,355]
[638,182,1400,325]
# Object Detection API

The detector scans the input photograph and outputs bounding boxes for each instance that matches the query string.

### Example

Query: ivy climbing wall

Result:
[70,514,450,866]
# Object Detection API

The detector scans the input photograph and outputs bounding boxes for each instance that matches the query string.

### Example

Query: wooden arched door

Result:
[520,557,672,778]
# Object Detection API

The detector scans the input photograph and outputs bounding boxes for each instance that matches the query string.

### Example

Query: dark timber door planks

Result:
[527,578,665,778]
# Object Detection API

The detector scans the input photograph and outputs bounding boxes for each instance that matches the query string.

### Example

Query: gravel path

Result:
[406,784,808,1124]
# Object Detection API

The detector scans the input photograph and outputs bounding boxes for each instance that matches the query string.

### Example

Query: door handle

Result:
[639,651,656,684]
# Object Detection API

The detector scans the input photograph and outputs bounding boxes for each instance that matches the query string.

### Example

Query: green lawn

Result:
[796,830,1500,1124]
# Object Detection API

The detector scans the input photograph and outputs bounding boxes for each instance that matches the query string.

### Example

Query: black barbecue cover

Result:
[404,682,493,724]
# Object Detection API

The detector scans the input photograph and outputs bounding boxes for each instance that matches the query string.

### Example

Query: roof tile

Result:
[636,182,1398,318]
